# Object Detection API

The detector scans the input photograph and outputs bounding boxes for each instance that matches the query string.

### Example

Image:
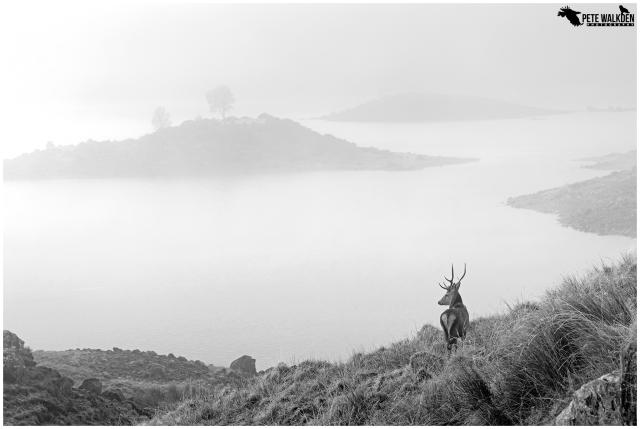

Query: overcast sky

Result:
[0,2,636,155]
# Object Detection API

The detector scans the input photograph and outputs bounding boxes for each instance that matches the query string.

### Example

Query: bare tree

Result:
[151,107,171,131]
[205,86,235,120]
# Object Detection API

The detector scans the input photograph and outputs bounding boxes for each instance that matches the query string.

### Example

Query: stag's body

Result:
[438,264,469,350]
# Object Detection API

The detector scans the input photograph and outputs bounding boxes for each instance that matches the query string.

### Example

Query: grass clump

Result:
[149,254,637,425]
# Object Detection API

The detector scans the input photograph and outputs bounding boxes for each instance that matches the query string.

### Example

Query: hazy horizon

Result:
[1,2,636,158]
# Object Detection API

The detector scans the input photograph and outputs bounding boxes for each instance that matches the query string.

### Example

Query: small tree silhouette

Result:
[205,86,235,121]
[151,107,172,131]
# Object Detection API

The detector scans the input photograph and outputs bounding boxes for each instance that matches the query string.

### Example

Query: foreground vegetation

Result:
[4,256,635,425]
[150,255,636,425]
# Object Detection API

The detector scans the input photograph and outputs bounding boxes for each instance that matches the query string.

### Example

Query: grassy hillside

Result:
[3,114,472,180]
[508,168,636,237]
[150,255,636,425]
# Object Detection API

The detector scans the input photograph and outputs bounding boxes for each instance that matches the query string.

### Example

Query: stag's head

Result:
[437,263,466,306]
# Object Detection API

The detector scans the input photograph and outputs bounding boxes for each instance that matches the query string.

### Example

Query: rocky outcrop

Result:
[621,339,637,425]
[3,331,144,425]
[556,327,637,427]
[555,372,622,425]
[102,387,125,402]
[230,355,257,376]
[3,330,36,383]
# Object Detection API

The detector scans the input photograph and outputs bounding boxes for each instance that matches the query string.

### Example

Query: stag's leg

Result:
[439,316,450,352]
[448,337,457,352]
[455,327,466,349]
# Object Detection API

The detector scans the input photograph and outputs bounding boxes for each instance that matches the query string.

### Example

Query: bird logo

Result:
[619,5,630,14]
[558,6,583,26]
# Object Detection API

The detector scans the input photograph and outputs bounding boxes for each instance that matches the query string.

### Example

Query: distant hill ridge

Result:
[3,114,472,180]
[323,92,561,122]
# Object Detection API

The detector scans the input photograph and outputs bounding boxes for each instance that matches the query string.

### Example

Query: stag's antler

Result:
[444,264,455,285]
[457,263,467,283]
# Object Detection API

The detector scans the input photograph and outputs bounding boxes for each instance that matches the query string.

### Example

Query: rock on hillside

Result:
[230,355,257,376]
[555,372,622,425]
[554,324,637,425]
[621,334,637,425]
[3,114,473,180]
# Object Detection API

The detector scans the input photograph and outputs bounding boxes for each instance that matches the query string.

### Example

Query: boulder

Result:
[147,363,166,378]
[79,378,102,395]
[555,372,621,425]
[58,375,74,396]
[621,340,637,425]
[230,355,257,375]
[3,330,25,350]
[102,388,125,402]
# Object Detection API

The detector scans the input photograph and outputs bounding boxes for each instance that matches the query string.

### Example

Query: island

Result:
[508,152,637,237]
[580,150,637,171]
[322,93,561,123]
[3,114,473,180]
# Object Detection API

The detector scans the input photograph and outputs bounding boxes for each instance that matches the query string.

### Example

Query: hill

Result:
[3,114,472,180]
[508,167,636,238]
[322,93,560,122]
[148,255,636,425]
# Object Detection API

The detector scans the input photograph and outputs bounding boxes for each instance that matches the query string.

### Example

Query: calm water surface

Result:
[4,112,636,369]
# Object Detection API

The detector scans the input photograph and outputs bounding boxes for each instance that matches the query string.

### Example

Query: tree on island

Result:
[151,107,172,131]
[205,86,235,121]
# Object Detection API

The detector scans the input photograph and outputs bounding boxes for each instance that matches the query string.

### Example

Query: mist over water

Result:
[4,112,635,369]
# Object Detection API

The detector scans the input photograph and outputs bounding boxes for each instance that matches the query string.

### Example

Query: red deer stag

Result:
[438,263,469,351]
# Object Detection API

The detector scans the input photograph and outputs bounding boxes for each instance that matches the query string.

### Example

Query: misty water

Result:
[4,112,636,369]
